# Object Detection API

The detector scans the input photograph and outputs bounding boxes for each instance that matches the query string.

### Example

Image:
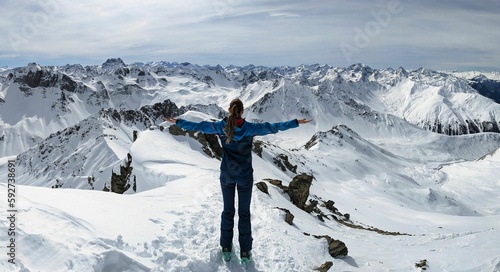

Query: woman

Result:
[165,98,311,266]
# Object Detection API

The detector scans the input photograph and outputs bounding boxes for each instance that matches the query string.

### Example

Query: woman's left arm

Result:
[249,119,312,136]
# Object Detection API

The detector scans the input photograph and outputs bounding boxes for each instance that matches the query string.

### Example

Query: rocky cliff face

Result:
[469,74,500,104]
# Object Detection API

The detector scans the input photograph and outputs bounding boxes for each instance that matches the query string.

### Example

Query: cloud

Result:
[0,54,20,59]
[268,12,301,18]
[0,0,499,70]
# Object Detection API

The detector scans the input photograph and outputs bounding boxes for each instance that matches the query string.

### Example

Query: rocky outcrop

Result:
[304,200,319,213]
[313,235,348,258]
[265,175,407,236]
[287,173,314,209]
[314,261,333,272]
[252,140,264,157]
[140,99,183,125]
[109,153,134,194]
[169,125,222,160]
[415,259,428,270]
[420,118,500,135]
[273,154,297,173]
[275,207,294,225]
[11,64,83,93]
[255,181,269,195]
[264,178,288,192]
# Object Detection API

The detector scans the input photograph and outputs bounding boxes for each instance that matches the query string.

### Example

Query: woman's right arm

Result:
[165,117,224,134]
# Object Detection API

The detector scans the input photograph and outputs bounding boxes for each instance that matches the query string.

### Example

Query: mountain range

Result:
[0,59,499,271]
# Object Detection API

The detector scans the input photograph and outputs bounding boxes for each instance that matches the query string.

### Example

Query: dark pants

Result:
[219,173,253,253]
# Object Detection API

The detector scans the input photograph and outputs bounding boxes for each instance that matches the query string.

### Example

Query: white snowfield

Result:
[1,126,500,272]
[0,62,499,271]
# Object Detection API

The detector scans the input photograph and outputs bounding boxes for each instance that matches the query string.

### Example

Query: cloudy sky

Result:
[0,0,499,70]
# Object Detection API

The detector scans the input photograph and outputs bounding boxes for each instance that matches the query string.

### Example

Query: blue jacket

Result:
[175,118,299,179]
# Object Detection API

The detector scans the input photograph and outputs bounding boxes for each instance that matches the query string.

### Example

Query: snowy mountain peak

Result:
[396,66,408,77]
[471,73,489,82]
[102,58,126,70]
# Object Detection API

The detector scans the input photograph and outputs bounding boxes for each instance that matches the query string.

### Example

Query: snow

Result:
[1,62,500,271]
[1,121,500,271]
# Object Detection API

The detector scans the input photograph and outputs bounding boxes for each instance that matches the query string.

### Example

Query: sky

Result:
[0,0,499,71]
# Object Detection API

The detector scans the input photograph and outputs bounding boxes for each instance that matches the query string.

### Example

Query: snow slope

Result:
[2,123,500,271]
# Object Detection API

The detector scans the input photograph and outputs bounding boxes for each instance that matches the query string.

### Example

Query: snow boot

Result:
[221,246,232,262]
[240,251,251,268]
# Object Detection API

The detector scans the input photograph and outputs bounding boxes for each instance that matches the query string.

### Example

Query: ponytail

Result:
[223,98,244,143]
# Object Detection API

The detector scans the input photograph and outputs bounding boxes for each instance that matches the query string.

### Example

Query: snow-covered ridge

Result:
[11,98,226,192]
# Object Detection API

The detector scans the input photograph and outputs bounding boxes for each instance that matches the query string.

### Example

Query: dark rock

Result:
[273,154,297,173]
[267,179,283,188]
[60,74,78,92]
[314,261,333,272]
[141,99,182,125]
[110,153,133,194]
[203,133,222,160]
[314,235,348,258]
[132,130,138,142]
[168,125,185,136]
[275,207,294,225]
[285,211,294,225]
[265,178,288,193]
[253,140,264,157]
[304,200,319,213]
[344,213,350,220]
[168,125,222,160]
[190,132,222,160]
[325,200,337,213]
[51,178,63,189]
[415,259,428,270]
[287,173,313,209]
[87,176,95,190]
[255,181,269,195]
